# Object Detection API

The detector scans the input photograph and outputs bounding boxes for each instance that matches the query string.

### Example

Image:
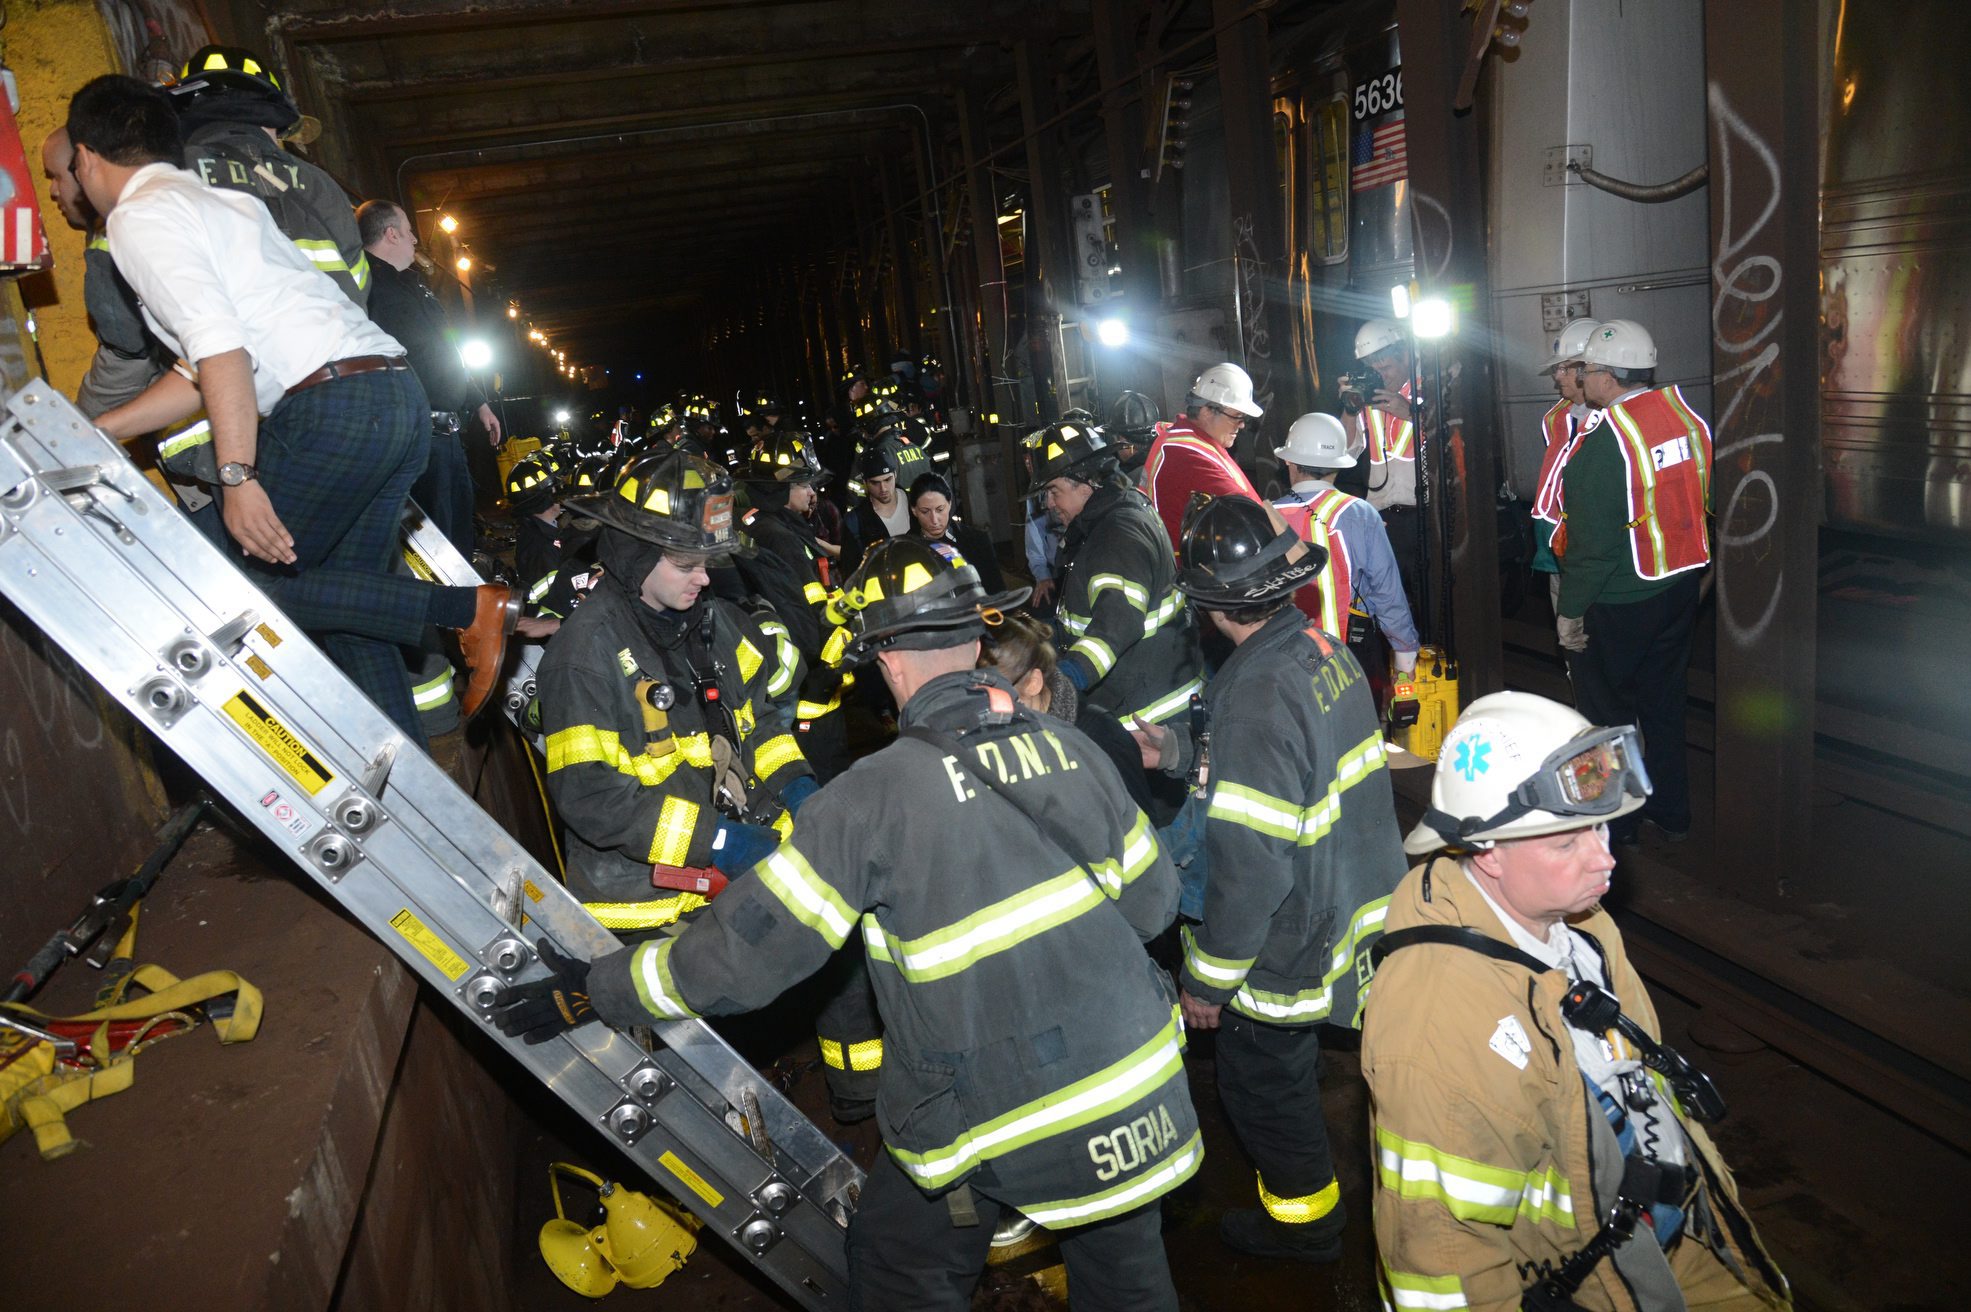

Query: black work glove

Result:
[490,940,596,1044]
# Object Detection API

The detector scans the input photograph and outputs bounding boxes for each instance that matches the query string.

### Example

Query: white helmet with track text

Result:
[1189,362,1264,418]
[1275,413,1355,470]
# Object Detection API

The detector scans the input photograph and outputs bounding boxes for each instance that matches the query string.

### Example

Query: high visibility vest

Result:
[1531,400,1583,526]
[1357,384,1416,466]
[1274,487,1355,636]
[1603,386,1713,580]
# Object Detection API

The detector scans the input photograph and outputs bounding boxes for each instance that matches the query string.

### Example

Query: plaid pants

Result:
[237,368,435,744]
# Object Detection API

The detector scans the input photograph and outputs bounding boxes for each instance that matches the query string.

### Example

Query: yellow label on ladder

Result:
[388,909,470,981]
[222,690,336,795]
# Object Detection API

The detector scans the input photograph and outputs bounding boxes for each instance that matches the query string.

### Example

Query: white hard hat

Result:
[1275,413,1355,470]
[1354,318,1406,361]
[1580,319,1658,371]
[1539,317,1603,375]
[1190,362,1263,418]
[1403,691,1651,855]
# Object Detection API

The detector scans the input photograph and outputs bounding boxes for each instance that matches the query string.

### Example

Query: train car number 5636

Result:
[1353,69,1404,120]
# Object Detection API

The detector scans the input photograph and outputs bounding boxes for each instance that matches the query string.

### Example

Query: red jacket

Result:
[1144,419,1260,548]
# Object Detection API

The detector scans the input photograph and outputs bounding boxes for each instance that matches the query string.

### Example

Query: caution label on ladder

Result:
[388,908,470,981]
[222,690,336,794]
[660,1150,725,1208]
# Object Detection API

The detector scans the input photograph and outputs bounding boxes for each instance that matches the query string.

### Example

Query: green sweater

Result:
[1555,418,1678,617]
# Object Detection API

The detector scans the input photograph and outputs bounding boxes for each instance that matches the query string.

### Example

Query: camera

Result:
[1340,368,1384,412]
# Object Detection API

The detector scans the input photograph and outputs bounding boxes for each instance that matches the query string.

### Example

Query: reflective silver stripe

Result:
[1119,677,1203,726]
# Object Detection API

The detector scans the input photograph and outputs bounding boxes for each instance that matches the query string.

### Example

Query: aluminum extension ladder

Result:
[0,382,860,1306]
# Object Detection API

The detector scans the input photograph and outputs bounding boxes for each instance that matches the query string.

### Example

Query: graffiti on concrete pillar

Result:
[1231,212,1276,416]
[1707,83,1786,648]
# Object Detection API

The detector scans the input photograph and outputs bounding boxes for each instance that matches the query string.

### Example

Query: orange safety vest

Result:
[1602,385,1713,580]
[1274,487,1355,636]
[1357,383,1417,466]
[1530,400,1583,526]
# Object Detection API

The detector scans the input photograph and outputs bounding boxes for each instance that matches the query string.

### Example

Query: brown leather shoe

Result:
[456,584,519,719]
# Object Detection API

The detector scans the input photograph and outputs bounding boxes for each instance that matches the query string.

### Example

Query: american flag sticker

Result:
[1351,116,1408,193]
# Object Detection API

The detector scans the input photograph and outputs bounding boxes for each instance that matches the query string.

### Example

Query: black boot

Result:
[1218,1202,1347,1263]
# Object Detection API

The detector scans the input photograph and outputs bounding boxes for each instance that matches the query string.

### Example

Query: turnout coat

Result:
[591,671,1201,1225]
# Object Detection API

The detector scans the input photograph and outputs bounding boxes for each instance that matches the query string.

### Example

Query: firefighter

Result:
[534,450,815,933]
[1558,320,1712,846]
[1143,362,1265,548]
[1028,420,1202,729]
[1364,692,1791,1312]
[1273,413,1420,687]
[493,537,1197,1312]
[1107,390,1161,489]
[1131,492,1407,1263]
[506,456,591,639]
[169,46,371,309]
[1532,318,1602,663]
[1342,318,1421,601]
[734,430,851,783]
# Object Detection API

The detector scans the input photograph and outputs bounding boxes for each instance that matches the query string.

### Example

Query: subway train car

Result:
[1016,0,1968,775]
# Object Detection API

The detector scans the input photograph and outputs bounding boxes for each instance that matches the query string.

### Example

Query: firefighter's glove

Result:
[779,774,820,818]
[490,941,597,1045]
[712,819,781,874]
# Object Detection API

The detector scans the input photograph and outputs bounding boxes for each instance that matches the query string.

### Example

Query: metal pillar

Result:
[1017,36,1069,421]
[1393,0,1504,698]
[958,85,1023,515]
[1702,0,1819,886]
[1212,0,1294,433]
[880,157,920,353]
[1092,0,1165,401]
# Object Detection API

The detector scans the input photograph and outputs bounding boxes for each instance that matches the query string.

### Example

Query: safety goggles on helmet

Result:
[1422,724,1651,847]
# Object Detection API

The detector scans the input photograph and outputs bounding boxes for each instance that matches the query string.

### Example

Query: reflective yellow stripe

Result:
[1382,1268,1470,1311]
[411,669,454,710]
[586,894,706,931]
[629,936,698,1019]
[1258,1173,1340,1223]
[1120,677,1203,726]
[1069,635,1116,678]
[796,681,846,719]
[647,796,699,867]
[736,637,763,683]
[527,572,556,603]
[1088,573,1149,611]
[821,1036,885,1071]
[1375,1125,1575,1228]
[802,580,829,604]
[752,732,804,782]
[544,724,713,786]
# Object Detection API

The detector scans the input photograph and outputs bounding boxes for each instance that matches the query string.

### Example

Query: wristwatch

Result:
[217,462,259,487]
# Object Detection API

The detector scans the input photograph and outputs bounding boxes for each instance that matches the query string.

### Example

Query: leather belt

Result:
[284,355,409,399]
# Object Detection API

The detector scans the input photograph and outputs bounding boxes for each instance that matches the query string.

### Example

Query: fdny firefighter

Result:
[1028,420,1203,729]
[1132,493,1407,1263]
[735,430,852,783]
[493,537,1198,1312]
[1532,318,1603,661]
[506,456,596,639]
[1557,320,1712,846]
[1343,318,1422,601]
[169,47,371,309]
[534,451,815,933]
[1143,362,1265,548]
[1365,693,1790,1312]
[1272,413,1421,681]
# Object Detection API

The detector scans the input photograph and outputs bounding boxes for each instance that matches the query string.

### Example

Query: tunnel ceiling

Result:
[263,0,1153,377]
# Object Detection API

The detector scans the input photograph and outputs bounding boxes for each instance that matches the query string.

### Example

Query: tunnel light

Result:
[507,305,519,319]
[1096,316,1130,348]
[1411,298,1457,340]
[438,214,459,234]
[459,339,493,371]
[455,256,472,273]
[1389,284,1412,320]
[554,409,571,425]
[635,373,644,382]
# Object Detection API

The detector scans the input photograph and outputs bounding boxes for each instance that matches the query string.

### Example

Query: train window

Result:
[1274,98,1297,248]
[1306,92,1350,265]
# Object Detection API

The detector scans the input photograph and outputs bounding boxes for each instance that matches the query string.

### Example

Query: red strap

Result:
[985,685,1016,715]
[651,865,729,898]
[1301,625,1335,656]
